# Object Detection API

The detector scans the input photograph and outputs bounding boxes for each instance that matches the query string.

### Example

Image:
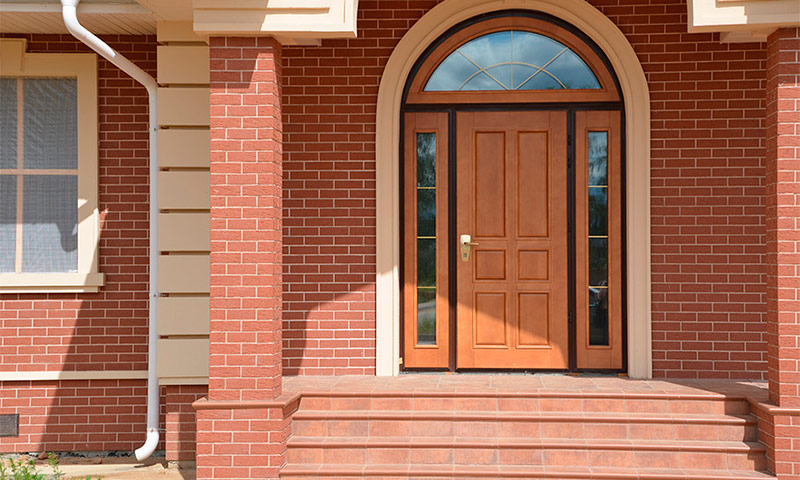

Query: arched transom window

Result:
[405,16,619,104]
[425,30,601,91]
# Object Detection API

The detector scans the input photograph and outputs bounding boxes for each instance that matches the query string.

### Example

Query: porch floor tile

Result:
[283,374,768,402]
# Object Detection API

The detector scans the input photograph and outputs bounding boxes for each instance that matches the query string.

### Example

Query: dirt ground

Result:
[4,456,195,480]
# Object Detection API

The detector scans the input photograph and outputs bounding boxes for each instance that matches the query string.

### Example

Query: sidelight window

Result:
[587,131,609,346]
[416,132,437,345]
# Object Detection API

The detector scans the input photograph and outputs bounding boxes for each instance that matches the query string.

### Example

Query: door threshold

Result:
[400,370,626,376]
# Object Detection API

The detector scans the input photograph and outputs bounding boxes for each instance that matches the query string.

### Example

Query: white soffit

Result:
[688,0,800,41]
[0,0,157,34]
[134,0,192,22]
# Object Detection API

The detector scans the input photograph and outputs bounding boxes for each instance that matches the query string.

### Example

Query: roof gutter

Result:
[60,0,160,462]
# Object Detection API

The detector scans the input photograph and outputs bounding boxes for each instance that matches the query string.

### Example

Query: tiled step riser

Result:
[297,396,750,415]
[282,471,774,480]
[292,419,757,442]
[283,477,741,480]
[287,447,766,471]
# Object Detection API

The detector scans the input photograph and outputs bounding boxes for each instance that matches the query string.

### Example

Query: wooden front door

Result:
[455,111,569,368]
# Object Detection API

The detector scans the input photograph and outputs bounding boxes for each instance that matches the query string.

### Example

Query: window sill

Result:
[0,273,105,294]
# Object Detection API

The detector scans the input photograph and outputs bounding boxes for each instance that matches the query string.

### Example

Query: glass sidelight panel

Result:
[587,131,609,346]
[417,288,437,345]
[404,112,449,368]
[417,189,436,236]
[416,132,437,345]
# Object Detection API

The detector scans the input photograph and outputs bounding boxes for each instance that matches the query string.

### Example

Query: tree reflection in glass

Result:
[416,133,437,345]
[588,131,609,346]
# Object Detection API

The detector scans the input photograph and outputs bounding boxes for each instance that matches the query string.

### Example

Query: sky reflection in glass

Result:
[425,30,601,91]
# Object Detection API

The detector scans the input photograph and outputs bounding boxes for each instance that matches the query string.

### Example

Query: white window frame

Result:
[0,38,103,293]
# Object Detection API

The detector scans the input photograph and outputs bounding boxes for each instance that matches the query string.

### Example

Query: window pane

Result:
[417,189,436,237]
[23,78,78,170]
[589,287,609,346]
[417,288,436,345]
[0,176,16,272]
[22,175,78,273]
[587,129,610,346]
[415,131,437,345]
[588,131,608,185]
[548,52,602,89]
[458,31,512,70]
[512,31,565,80]
[588,188,608,236]
[416,133,436,187]
[0,79,17,169]
[417,238,436,287]
[424,30,601,92]
[424,53,479,92]
[462,72,503,91]
[588,238,608,287]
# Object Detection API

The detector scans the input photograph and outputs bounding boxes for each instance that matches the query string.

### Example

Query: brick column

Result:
[194,37,288,480]
[766,27,800,409]
[764,27,800,480]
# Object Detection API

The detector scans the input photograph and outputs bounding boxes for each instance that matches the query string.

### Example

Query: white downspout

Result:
[60,0,160,461]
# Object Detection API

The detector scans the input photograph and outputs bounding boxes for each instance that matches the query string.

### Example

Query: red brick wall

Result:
[0,34,157,453]
[613,3,769,380]
[1,380,147,452]
[165,385,207,461]
[281,0,769,378]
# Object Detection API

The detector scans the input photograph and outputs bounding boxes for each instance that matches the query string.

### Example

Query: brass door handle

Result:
[460,234,479,261]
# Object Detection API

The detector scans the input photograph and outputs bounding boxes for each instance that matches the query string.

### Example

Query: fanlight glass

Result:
[424,30,601,91]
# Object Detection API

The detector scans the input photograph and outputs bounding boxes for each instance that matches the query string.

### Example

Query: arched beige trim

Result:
[375,0,652,378]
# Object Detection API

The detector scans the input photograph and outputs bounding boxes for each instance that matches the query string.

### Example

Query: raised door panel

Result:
[517,131,549,238]
[474,132,506,238]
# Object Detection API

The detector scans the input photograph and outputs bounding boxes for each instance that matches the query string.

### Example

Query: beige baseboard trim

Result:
[0,370,148,382]
[160,377,209,385]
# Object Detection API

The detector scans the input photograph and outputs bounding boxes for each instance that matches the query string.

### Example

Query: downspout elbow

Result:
[134,429,159,462]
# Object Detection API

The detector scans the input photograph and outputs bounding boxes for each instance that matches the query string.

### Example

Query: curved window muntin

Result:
[405,16,620,104]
